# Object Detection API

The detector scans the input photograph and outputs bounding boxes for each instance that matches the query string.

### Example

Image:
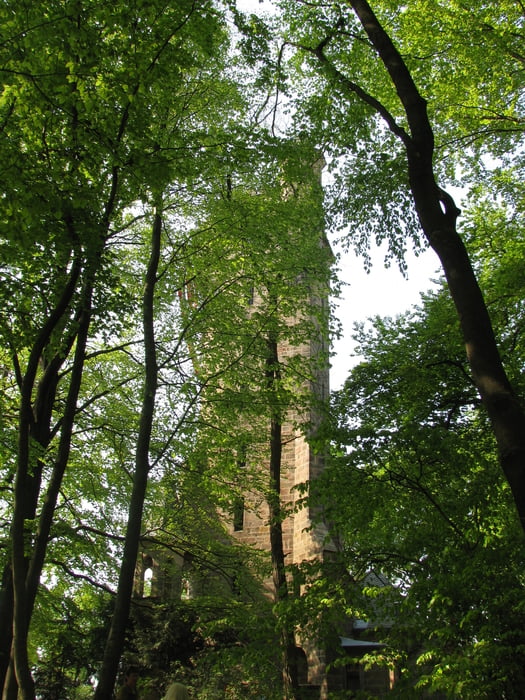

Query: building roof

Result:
[340,637,384,649]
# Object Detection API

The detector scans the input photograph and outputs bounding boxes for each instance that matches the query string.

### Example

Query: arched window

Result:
[143,566,153,597]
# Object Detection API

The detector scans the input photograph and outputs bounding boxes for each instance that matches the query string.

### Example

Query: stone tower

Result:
[218,156,335,691]
[134,155,335,695]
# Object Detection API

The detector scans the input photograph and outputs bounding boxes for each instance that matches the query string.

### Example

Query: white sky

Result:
[329,243,440,388]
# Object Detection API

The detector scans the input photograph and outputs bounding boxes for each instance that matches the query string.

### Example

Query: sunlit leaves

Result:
[313,278,525,694]
[277,0,525,264]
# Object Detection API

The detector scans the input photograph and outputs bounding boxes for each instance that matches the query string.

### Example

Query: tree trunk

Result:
[1,360,63,698]
[406,161,525,529]
[4,298,92,700]
[266,337,298,699]
[94,209,162,699]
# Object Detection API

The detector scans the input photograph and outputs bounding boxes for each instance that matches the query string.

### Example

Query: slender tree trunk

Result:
[266,336,298,699]
[0,360,65,698]
[4,289,94,700]
[94,209,162,699]
[1,346,76,700]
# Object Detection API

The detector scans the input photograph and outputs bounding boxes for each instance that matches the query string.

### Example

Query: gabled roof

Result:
[340,637,384,649]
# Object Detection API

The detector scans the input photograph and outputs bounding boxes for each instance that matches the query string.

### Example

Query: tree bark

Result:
[94,209,161,699]
[266,336,298,699]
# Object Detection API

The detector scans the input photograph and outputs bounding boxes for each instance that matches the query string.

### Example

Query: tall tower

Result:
[219,155,334,691]
[134,154,334,695]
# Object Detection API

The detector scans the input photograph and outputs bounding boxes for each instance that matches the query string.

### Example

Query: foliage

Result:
[279,0,525,255]
[4,0,525,697]
[311,274,525,696]
[30,586,113,699]
[177,597,283,700]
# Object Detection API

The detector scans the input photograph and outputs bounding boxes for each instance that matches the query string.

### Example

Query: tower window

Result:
[143,566,153,597]
[233,497,245,531]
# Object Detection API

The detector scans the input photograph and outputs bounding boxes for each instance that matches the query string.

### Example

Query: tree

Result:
[311,276,525,696]
[278,0,525,531]
[94,206,162,699]
[0,0,252,696]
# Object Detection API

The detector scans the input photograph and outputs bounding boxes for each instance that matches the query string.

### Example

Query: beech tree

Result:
[0,0,256,696]
[313,281,525,696]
